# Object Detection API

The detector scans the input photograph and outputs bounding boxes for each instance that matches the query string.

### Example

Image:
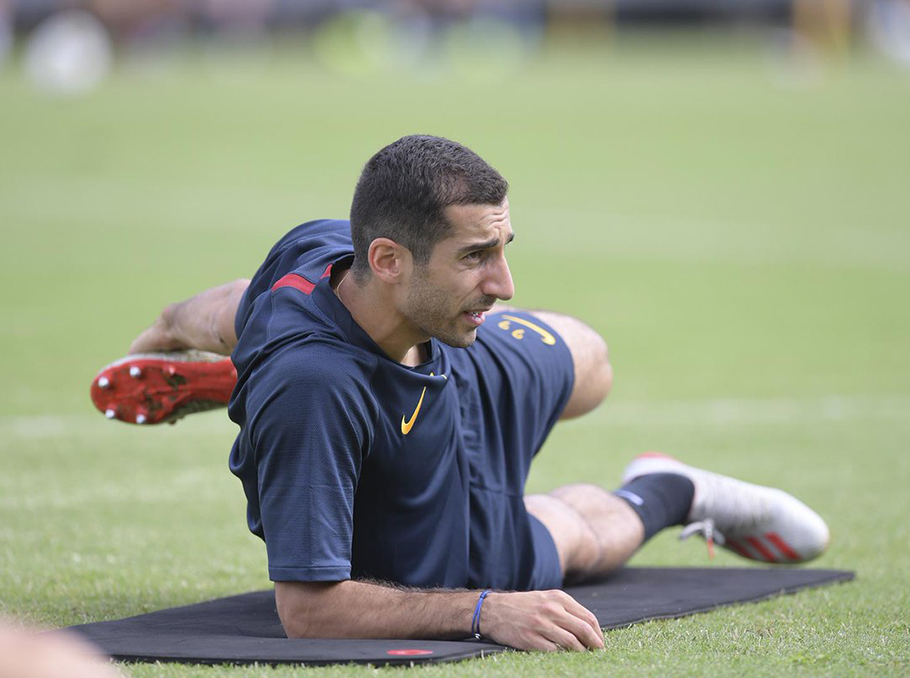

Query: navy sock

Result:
[614,473,695,542]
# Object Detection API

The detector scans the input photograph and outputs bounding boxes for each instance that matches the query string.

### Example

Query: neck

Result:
[334,268,426,365]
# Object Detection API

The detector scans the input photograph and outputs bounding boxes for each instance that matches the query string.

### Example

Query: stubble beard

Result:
[405,275,481,350]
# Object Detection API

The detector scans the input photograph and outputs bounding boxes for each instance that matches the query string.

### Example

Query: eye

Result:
[464,250,484,262]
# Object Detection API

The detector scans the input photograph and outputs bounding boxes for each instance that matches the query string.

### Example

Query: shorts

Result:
[445,310,575,591]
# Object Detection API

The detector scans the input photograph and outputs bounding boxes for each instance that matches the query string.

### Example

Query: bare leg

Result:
[129,279,250,355]
[526,485,644,584]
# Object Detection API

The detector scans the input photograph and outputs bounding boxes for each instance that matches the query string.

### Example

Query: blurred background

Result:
[1,0,910,94]
[0,2,909,669]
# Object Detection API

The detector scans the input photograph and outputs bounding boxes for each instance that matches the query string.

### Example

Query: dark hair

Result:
[349,135,508,281]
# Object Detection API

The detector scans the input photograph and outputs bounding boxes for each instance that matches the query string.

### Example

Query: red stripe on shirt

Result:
[271,264,334,295]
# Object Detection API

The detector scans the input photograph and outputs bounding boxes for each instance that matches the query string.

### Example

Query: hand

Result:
[479,590,604,652]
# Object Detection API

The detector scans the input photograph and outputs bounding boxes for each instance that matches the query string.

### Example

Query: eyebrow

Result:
[456,232,515,256]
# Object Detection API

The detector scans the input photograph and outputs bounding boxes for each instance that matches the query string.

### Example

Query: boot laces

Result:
[682,473,773,559]
[680,519,725,559]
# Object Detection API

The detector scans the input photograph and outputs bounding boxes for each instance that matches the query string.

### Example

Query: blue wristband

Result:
[471,589,492,639]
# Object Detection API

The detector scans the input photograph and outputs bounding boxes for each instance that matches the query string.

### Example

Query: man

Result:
[92,135,829,652]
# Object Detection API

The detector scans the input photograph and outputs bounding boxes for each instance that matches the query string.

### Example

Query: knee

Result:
[550,483,606,506]
[525,494,600,576]
[591,335,613,402]
[563,332,612,419]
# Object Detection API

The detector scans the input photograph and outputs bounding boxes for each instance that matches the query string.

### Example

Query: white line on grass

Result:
[2,394,908,439]
[0,412,234,439]
[592,394,910,427]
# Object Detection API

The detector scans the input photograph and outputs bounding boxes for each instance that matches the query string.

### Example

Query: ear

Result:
[368,237,411,285]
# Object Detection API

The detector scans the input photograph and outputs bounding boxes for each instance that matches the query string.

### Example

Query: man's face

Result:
[402,198,515,349]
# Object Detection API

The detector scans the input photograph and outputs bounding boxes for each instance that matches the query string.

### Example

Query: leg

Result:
[527,453,831,584]
[525,470,697,584]
[521,310,612,420]
[481,308,631,581]
[525,486,644,584]
[129,278,250,355]
[92,279,248,425]
[620,454,830,563]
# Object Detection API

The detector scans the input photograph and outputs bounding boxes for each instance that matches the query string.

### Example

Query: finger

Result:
[531,635,564,653]
[520,632,560,653]
[557,608,605,650]
[542,625,587,652]
[559,594,603,643]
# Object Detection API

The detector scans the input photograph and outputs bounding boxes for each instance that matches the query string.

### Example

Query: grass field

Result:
[1,31,909,676]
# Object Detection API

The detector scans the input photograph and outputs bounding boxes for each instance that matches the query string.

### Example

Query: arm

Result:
[248,349,603,652]
[276,580,604,652]
[129,279,250,355]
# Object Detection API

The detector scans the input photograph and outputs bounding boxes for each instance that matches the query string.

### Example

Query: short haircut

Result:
[349,135,509,281]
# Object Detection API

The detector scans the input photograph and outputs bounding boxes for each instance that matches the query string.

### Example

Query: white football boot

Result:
[622,452,829,563]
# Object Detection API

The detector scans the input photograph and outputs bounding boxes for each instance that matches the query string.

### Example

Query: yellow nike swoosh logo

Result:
[501,315,557,345]
[401,373,445,435]
[401,386,426,435]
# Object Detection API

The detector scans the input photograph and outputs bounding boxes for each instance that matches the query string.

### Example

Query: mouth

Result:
[463,308,492,327]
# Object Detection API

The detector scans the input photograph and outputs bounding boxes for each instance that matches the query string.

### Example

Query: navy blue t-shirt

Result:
[228,219,574,590]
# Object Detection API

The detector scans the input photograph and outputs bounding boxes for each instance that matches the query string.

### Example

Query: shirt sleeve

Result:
[245,342,374,582]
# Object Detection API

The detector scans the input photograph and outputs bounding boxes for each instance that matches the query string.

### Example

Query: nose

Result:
[482,254,514,302]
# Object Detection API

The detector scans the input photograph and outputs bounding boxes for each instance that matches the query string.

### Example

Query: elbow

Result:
[275,581,335,639]
[276,587,313,638]
[280,612,313,639]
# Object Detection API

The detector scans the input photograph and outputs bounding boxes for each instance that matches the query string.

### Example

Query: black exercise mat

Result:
[66,567,853,666]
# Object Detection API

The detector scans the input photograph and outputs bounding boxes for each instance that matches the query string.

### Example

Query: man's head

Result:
[349,135,515,350]
[350,135,509,283]
[401,198,515,348]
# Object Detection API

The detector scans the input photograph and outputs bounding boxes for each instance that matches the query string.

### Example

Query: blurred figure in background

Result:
[310,0,544,78]
[868,0,910,66]
[88,0,185,45]
[197,0,273,43]
[23,6,113,95]
[0,0,11,67]
[0,619,119,678]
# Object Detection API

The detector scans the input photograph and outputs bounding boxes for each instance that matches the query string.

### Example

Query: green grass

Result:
[1,32,909,676]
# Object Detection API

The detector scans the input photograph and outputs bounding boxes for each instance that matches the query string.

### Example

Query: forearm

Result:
[275,579,605,651]
[276,580,477,640]
[129,279,250,355]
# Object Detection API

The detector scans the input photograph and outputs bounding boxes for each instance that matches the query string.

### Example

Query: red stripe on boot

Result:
[745,536,778,563]
[725,538,755,560]
[765,532,800,561]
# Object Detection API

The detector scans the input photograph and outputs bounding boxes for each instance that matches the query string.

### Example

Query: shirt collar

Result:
[311,263,439,367]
